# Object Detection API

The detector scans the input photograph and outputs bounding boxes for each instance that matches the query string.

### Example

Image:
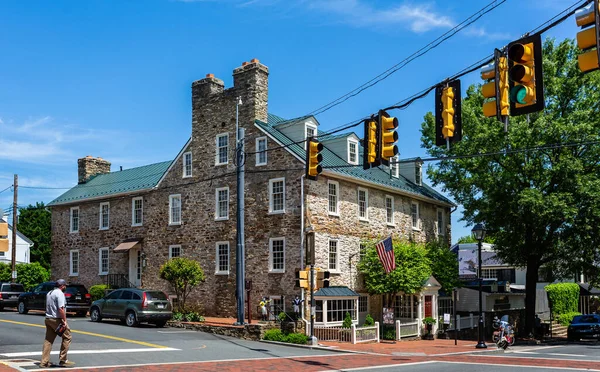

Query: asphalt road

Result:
[0,310,340,370]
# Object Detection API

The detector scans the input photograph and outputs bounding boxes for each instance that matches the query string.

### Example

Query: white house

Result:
[0,217,33,264]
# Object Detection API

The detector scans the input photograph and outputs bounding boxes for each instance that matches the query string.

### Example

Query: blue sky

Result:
[0,0,581,242]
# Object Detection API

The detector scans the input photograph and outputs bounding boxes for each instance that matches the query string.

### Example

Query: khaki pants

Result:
[41,318,72,365]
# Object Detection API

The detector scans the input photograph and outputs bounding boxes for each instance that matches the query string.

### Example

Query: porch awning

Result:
[114,238,141,252]
[314,286,359,297]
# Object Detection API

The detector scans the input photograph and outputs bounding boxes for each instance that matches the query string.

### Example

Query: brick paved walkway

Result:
[319,338,478,355]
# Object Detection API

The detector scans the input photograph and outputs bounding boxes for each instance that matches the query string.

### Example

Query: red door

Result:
[424,295,432,318]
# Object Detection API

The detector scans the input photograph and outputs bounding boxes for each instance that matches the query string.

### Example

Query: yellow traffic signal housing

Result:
[305,137,323,181]
[435,79,462,147]
[362,118,380,170]
[0,222,8,253]
[507,34,545,116]
[481,50,509,119]
[378,110,398,166]
[295,269,309,289]
[575,0,600,73]
[316,270,331,289]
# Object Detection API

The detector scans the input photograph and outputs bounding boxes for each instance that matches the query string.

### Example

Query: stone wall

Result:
[78,156,111,184]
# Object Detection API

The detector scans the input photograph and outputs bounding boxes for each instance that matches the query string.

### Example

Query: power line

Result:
[307,0,506,117]
[0,185,12,195]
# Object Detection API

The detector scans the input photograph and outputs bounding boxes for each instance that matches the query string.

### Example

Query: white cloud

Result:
[464,26,512,42]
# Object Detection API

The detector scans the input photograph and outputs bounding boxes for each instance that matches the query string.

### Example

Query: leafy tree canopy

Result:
[456,235,496,244]
[159,257,205,312]
[17,202,51,270]
[426,241,460,293]
[420,38,600,332]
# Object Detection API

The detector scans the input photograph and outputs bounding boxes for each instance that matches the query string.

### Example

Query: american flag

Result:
[376,236,396,274]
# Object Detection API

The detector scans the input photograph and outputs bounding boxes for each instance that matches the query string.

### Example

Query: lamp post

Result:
[472,223,487,349]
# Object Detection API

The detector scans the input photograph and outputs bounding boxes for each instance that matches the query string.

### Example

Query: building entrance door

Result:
[129,248,141,288]
[424,295,433,318]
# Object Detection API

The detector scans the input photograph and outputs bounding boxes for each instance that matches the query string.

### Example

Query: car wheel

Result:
[18,301,28,315]
[90,307,102,322]
[125,311,138,327]
[155,321,167,328]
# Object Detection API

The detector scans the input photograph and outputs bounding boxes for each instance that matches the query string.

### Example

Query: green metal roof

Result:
[255,119,454,205]
[319,132,358,142]
[47,161,172,206]
[314,286,360,297]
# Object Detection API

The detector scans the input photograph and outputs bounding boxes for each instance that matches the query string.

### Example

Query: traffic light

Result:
[435,79,462,147]
[507,34,545,116]
[0,221,8,253]
[295,269,308,289]
[362,117,379,170]
[305,137,323,181]
[378,110,398,166]
[317,270,331,289]
[575,0,600,73]
[480,49,509,120]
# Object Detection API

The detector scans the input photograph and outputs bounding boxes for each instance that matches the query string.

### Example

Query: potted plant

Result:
[422,317,436,340]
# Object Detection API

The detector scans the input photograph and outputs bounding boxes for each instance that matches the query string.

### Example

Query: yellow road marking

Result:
[0,319,168,349]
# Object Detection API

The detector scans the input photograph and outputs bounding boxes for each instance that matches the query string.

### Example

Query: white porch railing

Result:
[312,323,380,344]
[395,319,420,340]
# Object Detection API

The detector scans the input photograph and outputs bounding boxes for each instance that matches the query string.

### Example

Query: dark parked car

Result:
[567,314,600,341]
[89,288,172,327]
[18,281,91,316]
[0,282,25,310]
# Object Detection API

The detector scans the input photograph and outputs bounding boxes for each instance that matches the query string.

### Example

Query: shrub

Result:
[382,325,395,340]
[278,312,287,322]
[364,314,375,327]
[545,283,580,316]
[285,333,308,344]
[558,312,581,326]
[90,284,109,301]
[342,312,353,328]
[263,328,286,342]
[422,316,437,325]
[183,312,204,322]
[0,262,50,291]
[172,312,184,321]
[159,258,205,312]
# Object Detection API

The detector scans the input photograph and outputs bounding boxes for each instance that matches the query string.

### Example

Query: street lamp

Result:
[472,223,487,349]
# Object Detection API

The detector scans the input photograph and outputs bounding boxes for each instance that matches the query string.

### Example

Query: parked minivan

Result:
[18,281,91,316]
[0,282,25,310]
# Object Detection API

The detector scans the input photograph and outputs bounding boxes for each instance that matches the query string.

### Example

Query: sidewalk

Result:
[319,338,482,355]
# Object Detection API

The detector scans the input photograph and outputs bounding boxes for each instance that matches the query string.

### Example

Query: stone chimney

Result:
[78,155,111,184]
[191,73,225,108]
[232,58,269,123]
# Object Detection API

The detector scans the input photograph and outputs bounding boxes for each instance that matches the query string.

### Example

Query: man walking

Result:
[40,279,74,368]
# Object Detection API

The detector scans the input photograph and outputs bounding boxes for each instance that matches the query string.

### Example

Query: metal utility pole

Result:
[11,175,18,283]
[307,231,317,346]
[235,97,246,326]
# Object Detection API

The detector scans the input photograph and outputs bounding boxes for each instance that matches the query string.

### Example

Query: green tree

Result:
[456,235,496,244]
[420,39,600,334]
[357,240,431,306]
[0,262,50,290]
[17,202,51,269]
[159,257,205,312]
[426,241,459,293]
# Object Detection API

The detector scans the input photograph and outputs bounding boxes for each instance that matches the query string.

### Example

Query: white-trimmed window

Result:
[415,163,422,185]
[315,299,357,324]
[132,197,143,226]
[411,202,420,230]
[169,194,182,225]
[328,239,339,271]
[256,137,267,166]
[437,208,445,236]
[385,195,394,225]
[390,155,399,178]
[169,245,182,259]
[328,181,339,215]
[269,237,285,273]
[215,187,229,220]
[183,151,192,178]
[348,139,358,165]
[359,242,367,261]
[269,296,284,320]
[70,250,79,276]
[99,202,110,230]
[216,242,230,275]
[70,207,79,233]
[215,133,229,165]
[99,248,109,275]
[305,124,316,140]
[480,268,497,280]
[269,178,285,214]
[357,188,368,221]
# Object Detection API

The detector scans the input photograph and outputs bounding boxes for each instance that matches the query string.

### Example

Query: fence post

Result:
[375,321,380,343]
[457,315,461,331]
[417,318,421,337]
[351,324,357,344]
[396,320,401,341]
[469,313,474,329]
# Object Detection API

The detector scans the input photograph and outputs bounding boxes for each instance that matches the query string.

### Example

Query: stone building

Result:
[48,59,454,324]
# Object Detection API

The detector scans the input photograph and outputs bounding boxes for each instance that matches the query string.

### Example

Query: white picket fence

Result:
[312,323,380,344]
[395,319,420,339]
[447,313,480,331]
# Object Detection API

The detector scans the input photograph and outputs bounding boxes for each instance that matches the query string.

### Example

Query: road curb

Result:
[259,340,375,355]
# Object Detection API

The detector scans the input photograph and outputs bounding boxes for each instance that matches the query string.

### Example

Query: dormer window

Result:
[415,162,422,185]
[390,155,399,178]
[347,139,358,165]
[305,124,317,140]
